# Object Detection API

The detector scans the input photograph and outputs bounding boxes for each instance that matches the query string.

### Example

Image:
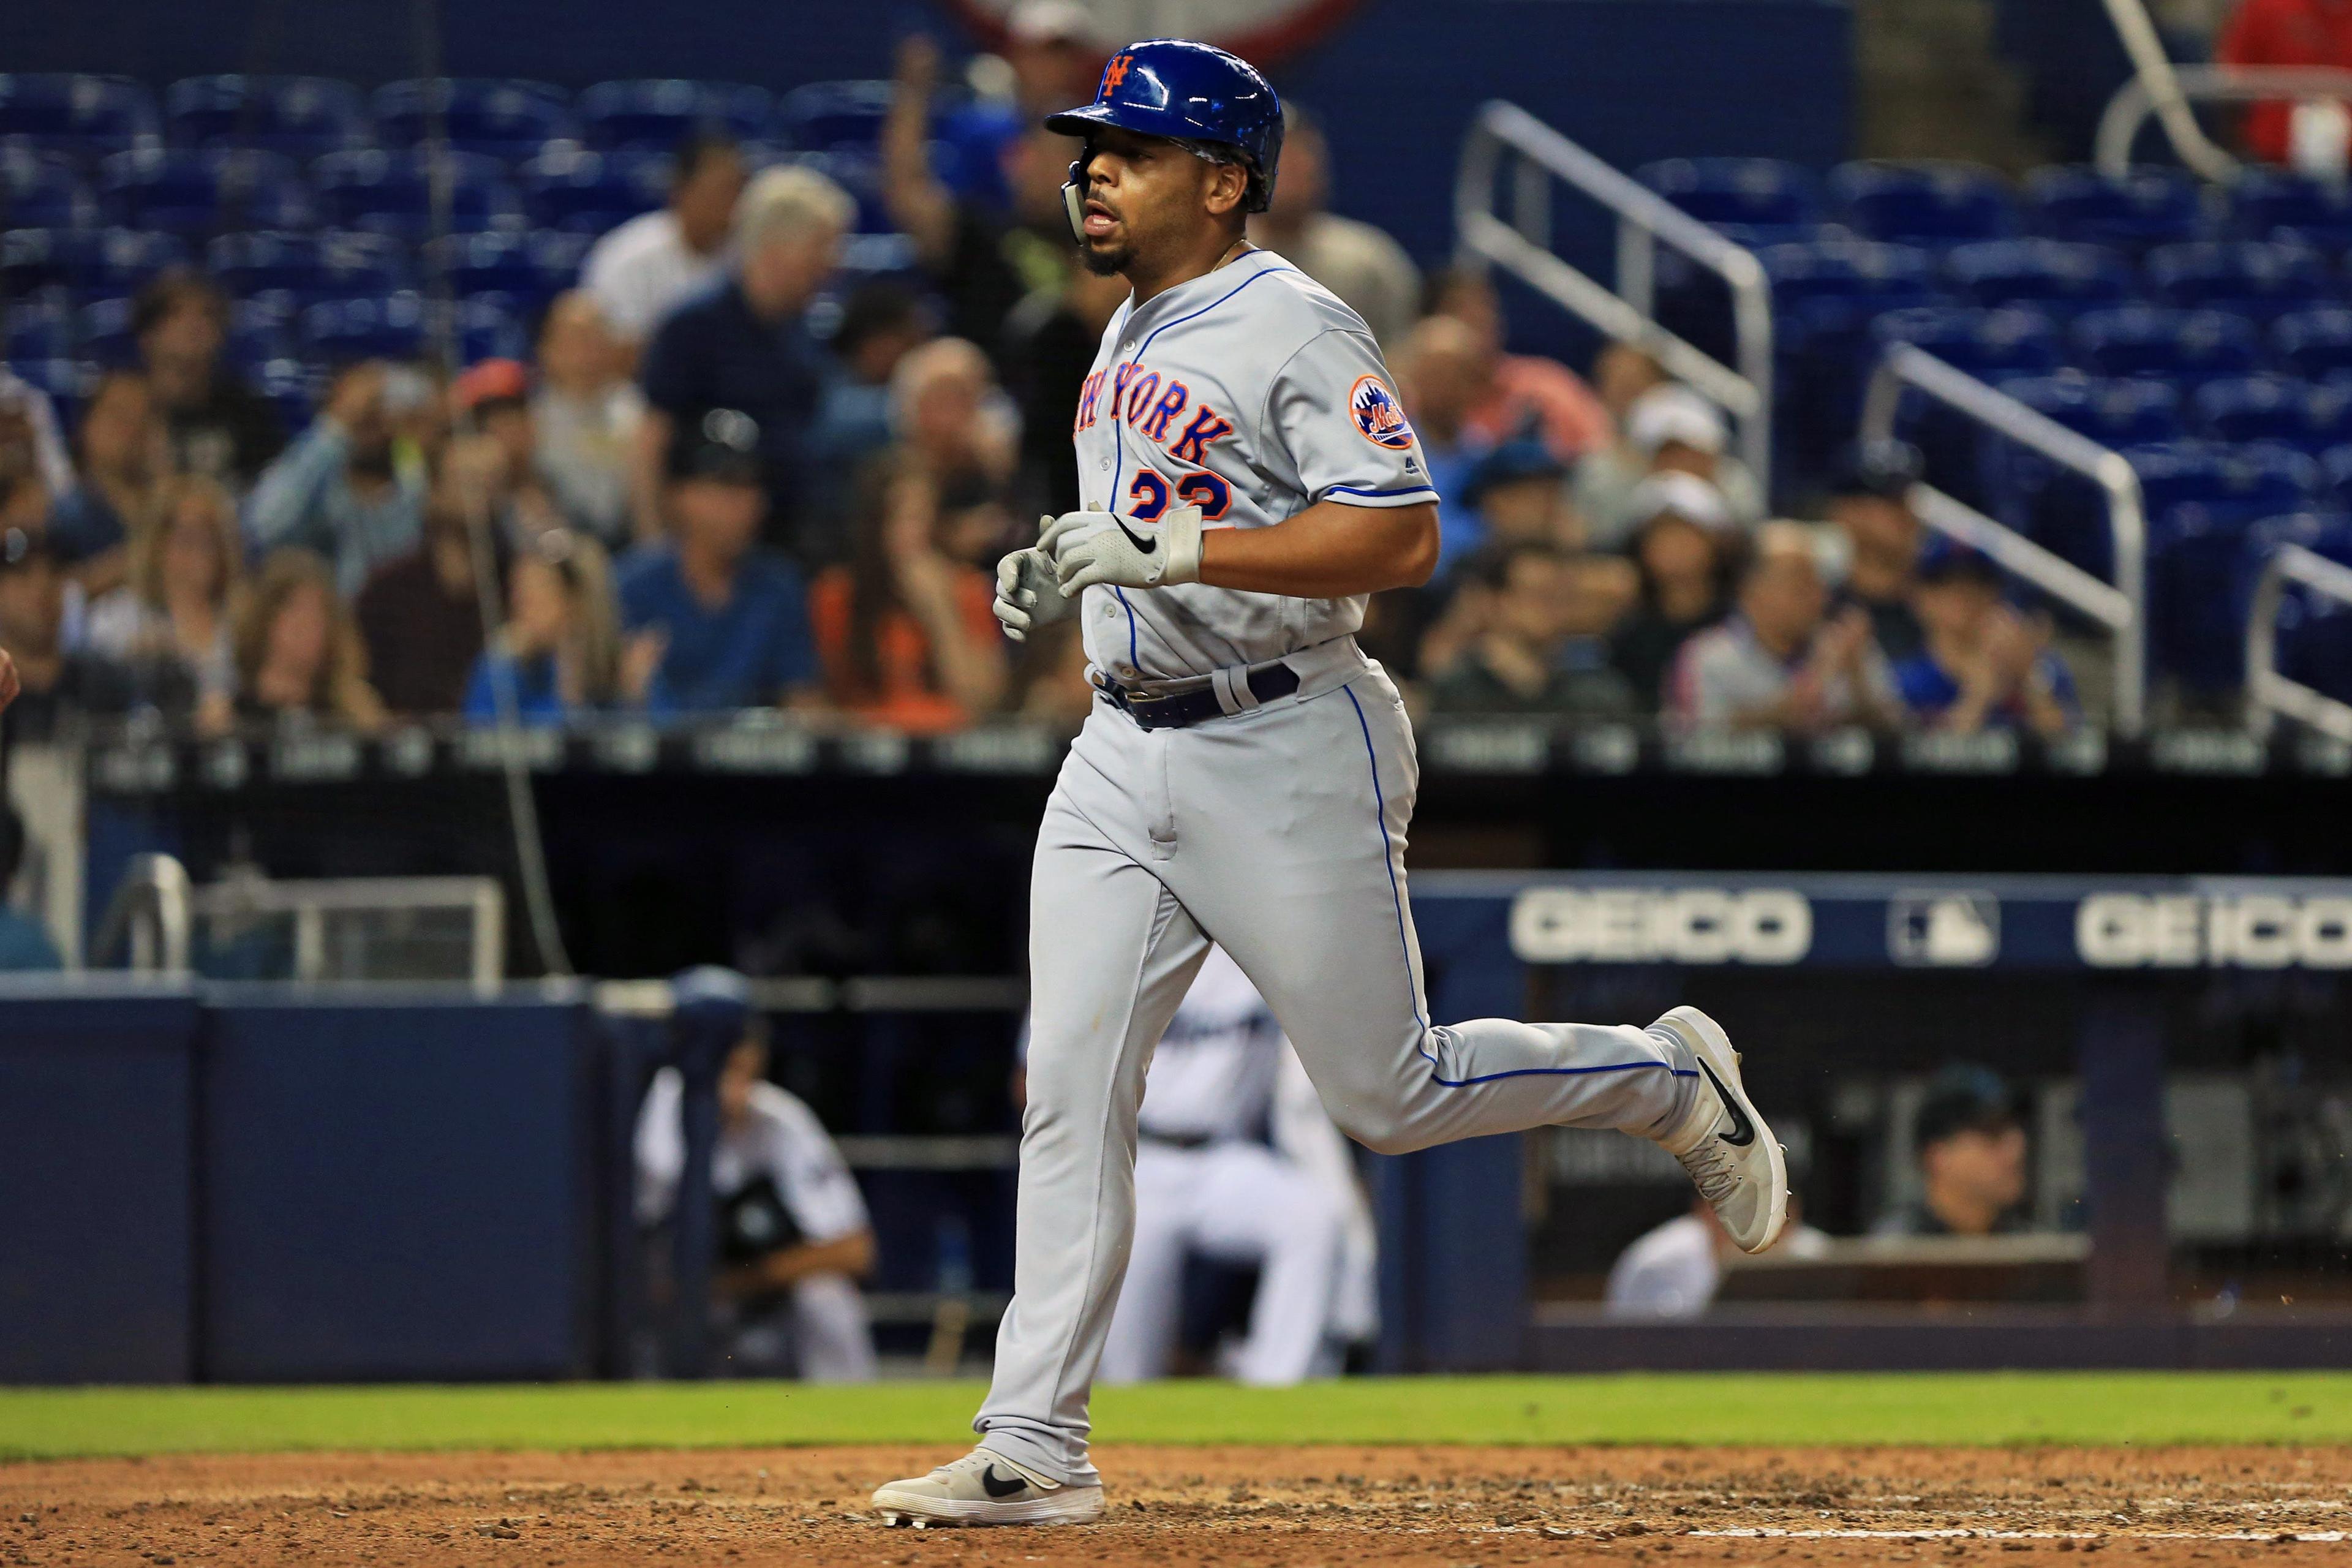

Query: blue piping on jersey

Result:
[1342,684,1697,1091]
[1327,484,1441,500]
[1114,585,1137,666]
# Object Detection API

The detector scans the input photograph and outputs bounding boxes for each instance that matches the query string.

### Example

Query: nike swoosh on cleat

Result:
[980,1466,1028,1499]
[1112,519,1158,555]
[1695,1058,1756,1147]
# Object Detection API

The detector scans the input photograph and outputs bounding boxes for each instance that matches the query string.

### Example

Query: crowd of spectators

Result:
[0,17,2090,753]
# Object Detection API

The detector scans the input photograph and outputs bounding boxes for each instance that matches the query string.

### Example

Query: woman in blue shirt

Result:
[464,530,668,725]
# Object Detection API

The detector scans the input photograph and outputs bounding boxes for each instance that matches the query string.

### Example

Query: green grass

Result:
[4,1374,2352,1461]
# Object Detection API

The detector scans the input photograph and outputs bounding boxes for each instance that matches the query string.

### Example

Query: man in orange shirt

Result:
[2218,0,2352,163]
[1425,266,1615,461]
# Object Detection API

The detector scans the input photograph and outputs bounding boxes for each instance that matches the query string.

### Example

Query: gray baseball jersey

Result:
[1071,249,1436,683]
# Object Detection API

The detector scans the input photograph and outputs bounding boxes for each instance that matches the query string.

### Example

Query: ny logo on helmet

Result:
[1349,375,1416,450]
[1100,55,1134,98]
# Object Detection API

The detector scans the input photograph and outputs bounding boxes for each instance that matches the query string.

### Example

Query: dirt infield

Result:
[6,1444,2350,1567]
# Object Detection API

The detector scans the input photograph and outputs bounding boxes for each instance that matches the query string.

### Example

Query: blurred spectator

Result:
[1894,541,2079,736]
[82,475,241,735]
[133,270,284,486]
[635,1019,878,1381]
[451,359,564,544]
[1427,541,1638,720]
[0,527,151,743]
[1248,107,1420,347]
[1005,266,1129,519]
[617,410,821,712]
[635,165,853,553]
[1608,473,1741,710]
[582,132,745,355]
[48,370,167,594]
[232,548,386,729]
[1012,620,1096,723]
[1825,440,1928,662]
[812,284,935,500]
[0,368,74,504]
[1605,1195,1829,1319]
[466,530,663,725]
[1426,266,1612,462]
[931,1,1105,211]
[1438,428,1577,574]
[811,466,1009,732]
[246,361,428,597]
[1594,383,1765,550]
[2218,0,2352,167]
[355,439,503,717]
[0,803,59,972]
[890,336,1017,491]
[1389,315,1488,521]
[0,647,15,715]
[1875,1065,2030,1237]
[886,35,1078,363]
[1667,521,1899,733]
[532,292,647,548]
[1572,342,1672,545]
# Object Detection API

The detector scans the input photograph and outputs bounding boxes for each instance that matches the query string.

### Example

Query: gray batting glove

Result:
[992,534,1074,643]
[1044,503,1204,595]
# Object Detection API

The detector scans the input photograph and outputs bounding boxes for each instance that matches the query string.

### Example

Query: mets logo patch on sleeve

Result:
[1349,374,1417,450]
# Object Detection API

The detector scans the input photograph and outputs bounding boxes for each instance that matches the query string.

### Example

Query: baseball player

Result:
[875,39,1787,1529]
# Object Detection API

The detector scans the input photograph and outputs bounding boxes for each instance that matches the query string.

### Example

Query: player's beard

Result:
[1079,240,1132,277]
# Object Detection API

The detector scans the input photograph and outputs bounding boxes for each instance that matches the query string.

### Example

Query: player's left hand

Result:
[1044,503,1204,595]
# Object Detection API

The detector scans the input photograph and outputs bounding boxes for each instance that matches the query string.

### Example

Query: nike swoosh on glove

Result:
[1043,503,1204,595]
[992,538,1073,643]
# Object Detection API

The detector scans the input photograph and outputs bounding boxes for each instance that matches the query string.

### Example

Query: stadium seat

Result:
[225,295,296,366]
[2070,306,2266,386]
[787,148,893,234]
[2191,375,2352,453]
[1943,238,2136,320]
[1637,157,1821,230]
[516,145,668,233]
[77,295,137,363]
[207,228,409,300]
[2272,307,2352,382]
[97,148,312,235]
[2229,168,2352,252]
[578,80,772,152]
[2022,165,2207,255]
[423,228,574,304]
[301,292,428,361]
[2132,441,2324,690]
[310,149,523,238]
[2,298,78,361]
[777,80,895,151]
[0,146,90,230]
[1999,371,2182,448]
[1829,159,2017,247]
[2250,513,2352,705]
[1871,304,2060,379]
[254,356,323,430]
[162,75,369,159]
[2144,240,2332,322]
[450,292,530,363]
[0,75,158,158]
[369,79,576,161]
[1984,373,2183,575]
[3,356,96,422]
[2,225,188,299]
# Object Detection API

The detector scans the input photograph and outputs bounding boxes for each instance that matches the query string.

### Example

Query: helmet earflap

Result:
[1063,157,1087,244]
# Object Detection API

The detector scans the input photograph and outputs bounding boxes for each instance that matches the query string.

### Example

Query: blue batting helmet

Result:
[1044,38,1285,230]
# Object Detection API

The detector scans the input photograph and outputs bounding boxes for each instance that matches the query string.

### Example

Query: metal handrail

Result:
[1454,99,1774,493]
[2096,64,2352,179]
[89,853,192,977]
[2097,0,2242,182]
[2245,542,2352,741]
[186,875,506,990]
[1860,346,2149,736]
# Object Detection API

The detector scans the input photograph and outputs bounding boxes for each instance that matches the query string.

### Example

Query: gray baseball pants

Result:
[974,648,1700,1480]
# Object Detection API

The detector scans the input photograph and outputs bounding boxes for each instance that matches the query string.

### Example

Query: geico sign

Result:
[2076,894,2352,968]
[1509,888,1812,965]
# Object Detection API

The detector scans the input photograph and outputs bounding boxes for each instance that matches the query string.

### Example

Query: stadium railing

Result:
[1452,99,1775,495]
[2096,64,2352,182]
[2245,539,2352,741]
[1860,344,2151,736]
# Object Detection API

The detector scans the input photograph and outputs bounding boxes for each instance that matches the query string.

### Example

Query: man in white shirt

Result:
[1607,1196,1830,1317]
[581,133,746,360]
[635,1022,878,1381]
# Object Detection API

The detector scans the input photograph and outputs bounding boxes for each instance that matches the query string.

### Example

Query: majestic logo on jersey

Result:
[1349,374,1415,450]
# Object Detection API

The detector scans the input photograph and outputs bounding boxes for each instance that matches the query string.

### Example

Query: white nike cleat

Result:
[1649,1005,1789,1254]
[871,1448,1105,1529]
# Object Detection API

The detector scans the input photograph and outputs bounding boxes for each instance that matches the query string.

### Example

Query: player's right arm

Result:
[1196,497,1436,596]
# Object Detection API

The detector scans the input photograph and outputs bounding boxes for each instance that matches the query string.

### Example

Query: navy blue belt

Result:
[1097,660,1301,730]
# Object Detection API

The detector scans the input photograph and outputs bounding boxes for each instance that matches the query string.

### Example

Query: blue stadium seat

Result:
[788,148,892,234]
[0,146,90,230]
[1986,373,2183,575]
[370,79,575,161]
[97,148,312,235]
[206,228,409,300]
[254,356,324,429]
[578,80,772,152]
[2131,441,2324,690]
[423,229,572,304]
[450,292,530,363]
[301,292,428,361]
[5,225,189,299]
[1999,371,2182,448]
[2070,306,2265,385]
[777,81,894,152]
[1871,304,2060,379]
[0,75,158,158]
[1830,159,2017,247]
[2250,512,2352,705]
[2,298,78,361]
[516,146,668,233]
[2129,439,2318,520]
[1943,238,2135,320]
[225,295,296,366]
[1757,239,1953,484]
[77,295,137,363]
[2272,307,2352,382]
[2,356,96,423]
[2191,375,2352,453]
[2022,165,2207,255]
[2144,240,2332,322]
[1637,157,1820,230]
[163,76,369,159]
[2229,168,2352,251]
[311,150,523,239]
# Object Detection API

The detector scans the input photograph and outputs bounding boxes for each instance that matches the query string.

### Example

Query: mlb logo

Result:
[1888,891,2000,967]
[1349,374,1416,450]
